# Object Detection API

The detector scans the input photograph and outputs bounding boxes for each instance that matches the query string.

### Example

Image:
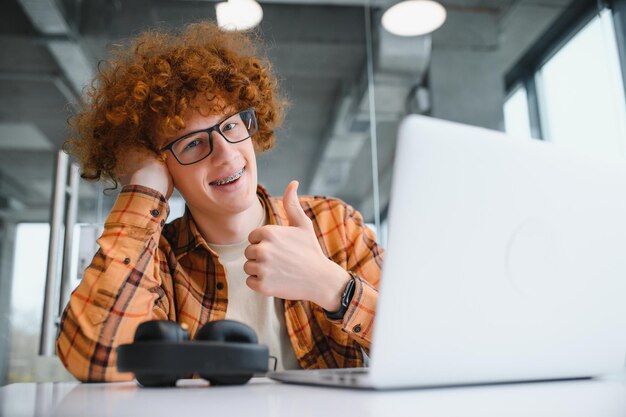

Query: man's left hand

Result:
[244,180,351,312]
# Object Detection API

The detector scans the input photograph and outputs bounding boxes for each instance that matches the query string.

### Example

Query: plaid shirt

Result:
[56,184,383,382]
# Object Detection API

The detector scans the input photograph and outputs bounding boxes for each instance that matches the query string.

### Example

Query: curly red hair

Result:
[64,21,286,183]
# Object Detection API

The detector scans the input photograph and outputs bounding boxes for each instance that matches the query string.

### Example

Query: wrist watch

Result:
[324,277,356,320]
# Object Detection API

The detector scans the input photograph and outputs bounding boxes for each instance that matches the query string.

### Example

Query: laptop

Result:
[269,115,626,389]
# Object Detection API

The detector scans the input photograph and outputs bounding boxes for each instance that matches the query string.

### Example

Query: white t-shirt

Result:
[207,215,300,371]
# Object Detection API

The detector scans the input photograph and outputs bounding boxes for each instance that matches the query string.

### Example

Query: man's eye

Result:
[223,122,238,132]
[183,139,202,151]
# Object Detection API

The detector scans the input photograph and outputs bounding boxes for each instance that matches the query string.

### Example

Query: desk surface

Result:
[2,373,625,417]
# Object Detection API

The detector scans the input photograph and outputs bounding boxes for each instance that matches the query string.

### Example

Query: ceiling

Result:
[0,0,572,224]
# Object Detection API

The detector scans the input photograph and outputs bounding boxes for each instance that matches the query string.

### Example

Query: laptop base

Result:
[268,368,372,388]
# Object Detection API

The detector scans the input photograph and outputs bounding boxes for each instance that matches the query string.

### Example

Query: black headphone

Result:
[116,319,269,387]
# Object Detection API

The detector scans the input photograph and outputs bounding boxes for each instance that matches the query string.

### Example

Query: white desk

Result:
[1,373,625,417]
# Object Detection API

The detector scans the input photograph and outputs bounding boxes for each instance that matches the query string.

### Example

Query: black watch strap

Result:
[324,277,356,320]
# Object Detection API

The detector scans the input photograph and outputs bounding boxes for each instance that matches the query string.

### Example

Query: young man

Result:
[56,22,383,382]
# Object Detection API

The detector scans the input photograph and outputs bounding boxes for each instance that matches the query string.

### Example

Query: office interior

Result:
[0,0,625,386]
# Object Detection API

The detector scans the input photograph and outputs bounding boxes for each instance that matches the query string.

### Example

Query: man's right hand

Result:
[117,147,174,199]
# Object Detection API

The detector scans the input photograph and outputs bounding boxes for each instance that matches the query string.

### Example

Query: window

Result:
[8,224,49,382]
[504,4,626,160]
[7,223,77,383]
[537,10,626,158]
[504,86,532,139]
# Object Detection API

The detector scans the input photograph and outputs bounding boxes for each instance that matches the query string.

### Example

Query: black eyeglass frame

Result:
[160,107,257,166]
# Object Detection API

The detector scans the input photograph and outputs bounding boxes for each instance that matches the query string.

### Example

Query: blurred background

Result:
[1,0,625,384]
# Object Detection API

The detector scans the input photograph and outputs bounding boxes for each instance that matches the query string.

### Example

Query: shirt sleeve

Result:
[328,203,384,352]
[55,185,171,382]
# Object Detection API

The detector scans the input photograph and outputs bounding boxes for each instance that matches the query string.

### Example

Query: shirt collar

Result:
[172,183,285,260]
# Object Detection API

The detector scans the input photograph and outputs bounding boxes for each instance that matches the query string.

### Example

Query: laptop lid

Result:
[368,115,626,389]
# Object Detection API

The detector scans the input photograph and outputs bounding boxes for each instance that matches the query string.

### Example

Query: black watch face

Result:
[342,279,356,307]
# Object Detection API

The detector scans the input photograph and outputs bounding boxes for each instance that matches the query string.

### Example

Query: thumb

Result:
[283,180,309,228]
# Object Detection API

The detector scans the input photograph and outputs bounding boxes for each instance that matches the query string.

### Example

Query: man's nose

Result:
[210,131,238,160]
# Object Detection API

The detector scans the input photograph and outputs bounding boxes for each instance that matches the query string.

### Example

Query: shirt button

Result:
[150,209,160,217]
[123,257,131,264]
[353,324,362,333]
[216,282,224,290]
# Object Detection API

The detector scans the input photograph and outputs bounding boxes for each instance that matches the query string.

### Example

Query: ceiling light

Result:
[382,0,447,37]
[215,0,263,31]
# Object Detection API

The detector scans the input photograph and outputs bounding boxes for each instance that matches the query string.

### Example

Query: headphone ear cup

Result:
[195,319,258,343]
[195,320,259,386]
[134,320,189,343]
[133,320,190,387]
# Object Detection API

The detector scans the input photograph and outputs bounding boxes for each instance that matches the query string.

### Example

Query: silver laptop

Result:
[269,115,626,389]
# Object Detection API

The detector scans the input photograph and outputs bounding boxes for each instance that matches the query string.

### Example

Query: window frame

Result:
[504,0,616,140]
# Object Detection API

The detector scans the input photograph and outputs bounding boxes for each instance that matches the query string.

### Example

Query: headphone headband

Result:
[117,341,269,375]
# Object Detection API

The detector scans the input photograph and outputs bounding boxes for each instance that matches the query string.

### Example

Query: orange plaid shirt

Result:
[56,184,383,382]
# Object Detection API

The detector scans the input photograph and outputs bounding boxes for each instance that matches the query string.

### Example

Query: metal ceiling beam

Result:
[17,0,71,35]
[0,71,80,111]
[17,0,94,104]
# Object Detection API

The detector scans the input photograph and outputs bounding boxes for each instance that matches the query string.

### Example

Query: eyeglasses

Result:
[161,108,258,165]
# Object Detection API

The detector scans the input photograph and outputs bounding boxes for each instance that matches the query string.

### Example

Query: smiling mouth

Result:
[209,167,245,186]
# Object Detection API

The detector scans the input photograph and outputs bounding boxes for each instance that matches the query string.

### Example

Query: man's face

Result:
[159,99,259,219]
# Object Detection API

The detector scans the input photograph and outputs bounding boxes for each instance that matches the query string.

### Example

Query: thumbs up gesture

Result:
[244,180,351,311]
